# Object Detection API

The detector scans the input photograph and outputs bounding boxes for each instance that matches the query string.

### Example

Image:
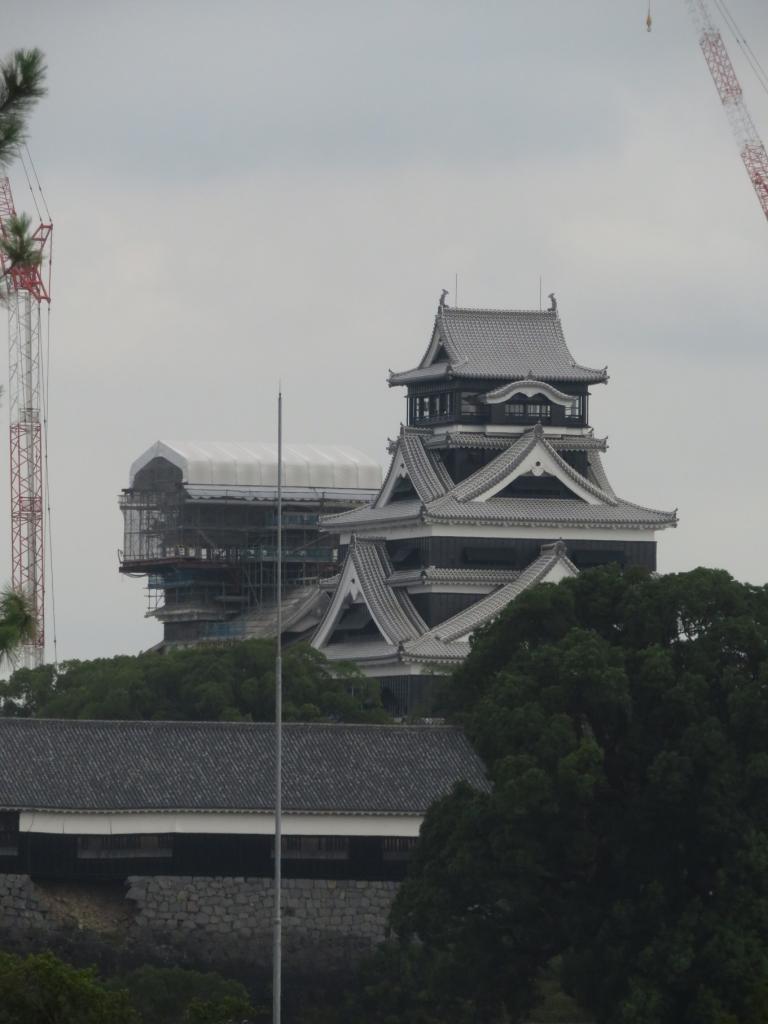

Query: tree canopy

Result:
[0,953,266,1024]
[0,638,390,723]
[0,586,36,665]
[111,964,266,1023]
[0,951,136,1024]
[385,565,768,1024]
[0,49,46,169]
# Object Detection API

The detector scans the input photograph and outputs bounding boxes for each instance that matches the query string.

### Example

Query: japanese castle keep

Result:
[312,298,677,712]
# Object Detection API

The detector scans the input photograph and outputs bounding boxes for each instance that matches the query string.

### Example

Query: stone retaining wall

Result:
[0,874,50,936]
[0,873,399,975]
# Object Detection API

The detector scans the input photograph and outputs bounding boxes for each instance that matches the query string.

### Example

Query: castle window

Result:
[504,398,551,421]
[280,836,350,860]
[0,812,19,856]
[76,834,173,859]
[382,837,418,861]
[410,393,453,424]
[566,395,583,420]
[527,401,551,420]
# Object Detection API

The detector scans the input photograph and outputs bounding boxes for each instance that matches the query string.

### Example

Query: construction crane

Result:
[684,0,768,221]
[0,176,52,666]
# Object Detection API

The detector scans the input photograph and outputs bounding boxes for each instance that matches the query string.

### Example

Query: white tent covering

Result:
[129,440,383,493]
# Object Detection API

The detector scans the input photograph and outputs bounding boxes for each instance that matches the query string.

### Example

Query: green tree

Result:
[0,49,46,167]
[0,639,390,723]
[388,566,768,1024]
[113,965,266,1024]
[186,994,266,1023]
[0,212,42,270]
[0,950,136,1024]
[0,585,36,664]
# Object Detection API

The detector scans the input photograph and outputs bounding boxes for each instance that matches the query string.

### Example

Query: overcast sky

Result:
[4,0,768,663]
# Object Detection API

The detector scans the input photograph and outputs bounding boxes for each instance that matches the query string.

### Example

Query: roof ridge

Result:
[448,429,538,502]
[398,428,451,503]
[405,544,572,651]
[15,718,462,732]
[440,306,559,315]
[351,538,428,642]
[541,437,618,506]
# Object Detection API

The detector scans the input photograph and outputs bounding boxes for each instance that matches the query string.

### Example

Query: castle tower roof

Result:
[389,305,608,387]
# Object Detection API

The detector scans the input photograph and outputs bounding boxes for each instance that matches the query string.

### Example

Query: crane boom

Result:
[0,177,51,666]
[685,0,768,220]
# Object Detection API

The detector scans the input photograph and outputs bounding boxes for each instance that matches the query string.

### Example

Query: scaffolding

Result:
[119,486,344,645]
[119,442,382,648]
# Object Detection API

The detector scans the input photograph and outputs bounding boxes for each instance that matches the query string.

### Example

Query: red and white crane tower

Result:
[685,0,768,220]
[0,176,52,666]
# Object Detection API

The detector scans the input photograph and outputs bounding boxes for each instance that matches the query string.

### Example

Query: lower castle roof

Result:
[313,538,579,669]
[0,719,488,816]
[401,543,578,664]
[325,425,676,535]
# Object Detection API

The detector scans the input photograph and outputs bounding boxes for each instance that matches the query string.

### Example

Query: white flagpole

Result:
[273,387,283,1024]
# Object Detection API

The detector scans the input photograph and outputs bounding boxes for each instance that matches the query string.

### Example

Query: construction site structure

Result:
[119,441,382,650]
[685,0,768,220]
[0,177,52,667]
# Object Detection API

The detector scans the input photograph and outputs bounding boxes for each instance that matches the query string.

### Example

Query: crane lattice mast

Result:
[0,177,51,666]
[685,0,768,220]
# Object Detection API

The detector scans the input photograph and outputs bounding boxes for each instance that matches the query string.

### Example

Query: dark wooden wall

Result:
[1,833,415,883]
[386,536,657,572]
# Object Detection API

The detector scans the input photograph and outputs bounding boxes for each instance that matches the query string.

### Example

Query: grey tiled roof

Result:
[442,424,617,505]
[450,430,537,501]
[350,538,427,644]
[402,638,472,664]
[377,428,452,506]
[0,719,487,815]
[420,431,608,453]
[241,585,329,638]
[427,494,676,529]
[388,363,451,384]
[387,567,522,587]
[321,498,422,531]
[324,425,675,533]
[324,488,674,532]
[322,639,399,662]
[403,543,578,663]
[586,450,617,499]
[390,307,608,386]
[551,435,609,453]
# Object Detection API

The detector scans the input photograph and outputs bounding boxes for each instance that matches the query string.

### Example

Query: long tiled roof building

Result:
[312,299,677,713]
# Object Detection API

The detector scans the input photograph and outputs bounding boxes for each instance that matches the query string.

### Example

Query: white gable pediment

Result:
[421,322,453,369]
[474,438,604,505]
[312,552,388,649]
[375,448,421,508]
